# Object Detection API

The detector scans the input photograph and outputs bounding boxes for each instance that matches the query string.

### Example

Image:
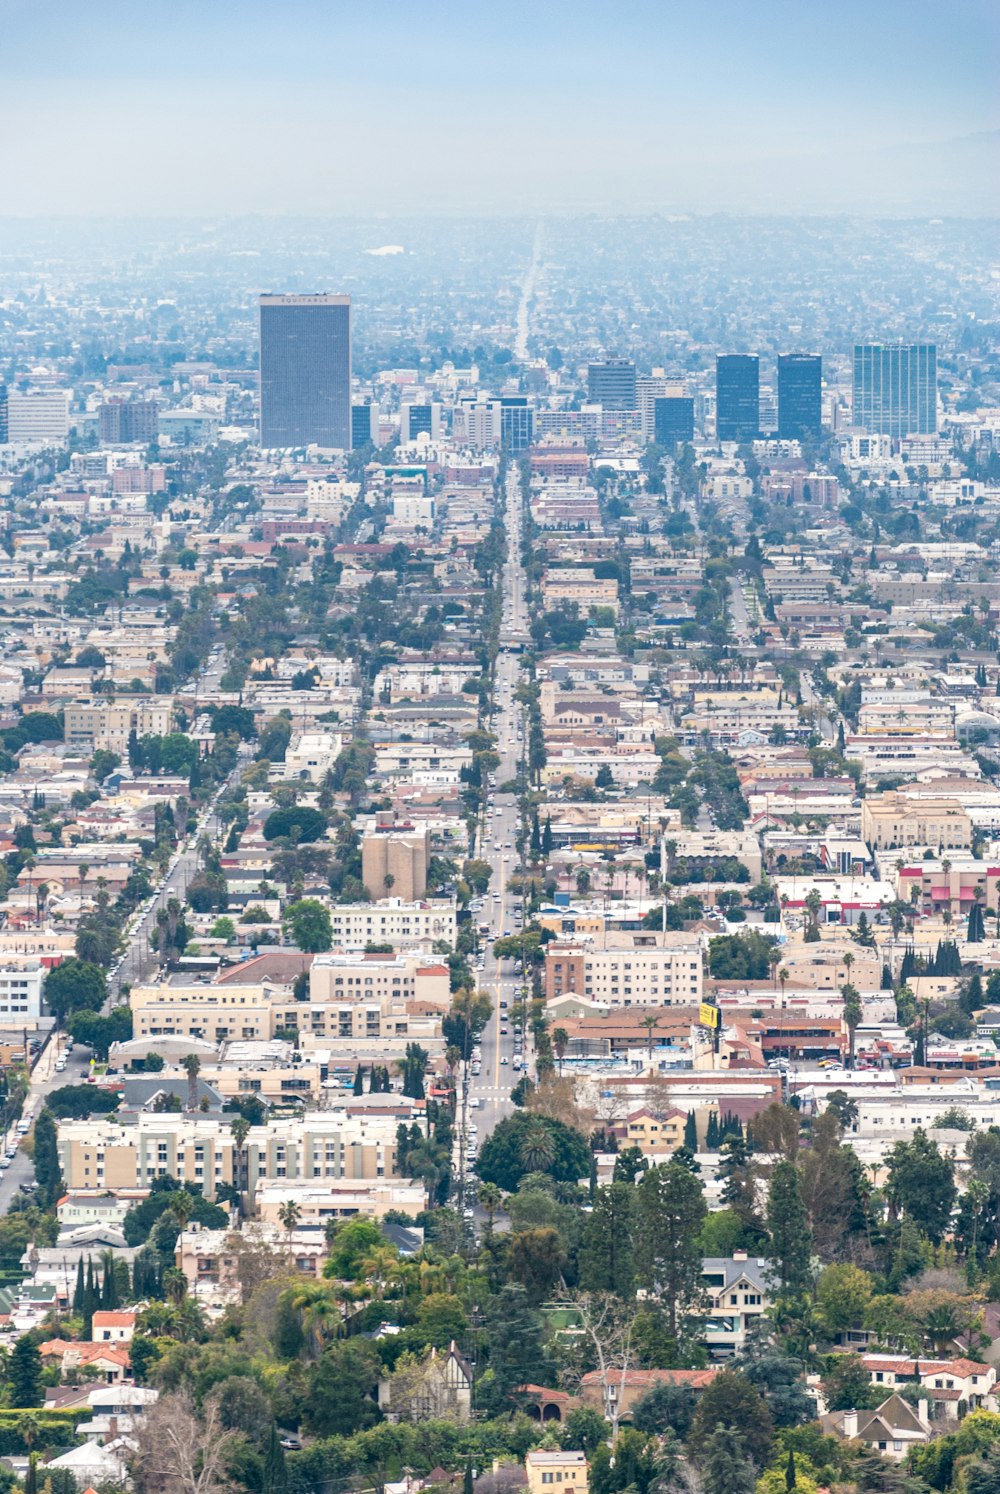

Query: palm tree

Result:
[182,1053,200,1112]
[231,1116,251,1209]
[477,1182,504,1234]
[359,1244,400,1300]
[288,1282,338,1358]
[277,1199,301,1255]
[552,1027,569,1074]
[519,1119,555,1173]
[778,967,789,1005]
[16,1415,39,1454]
[163,1267,188,1306]
[641,1014,660,1061]
[841,983,862,1066]
[168,1190,194,1230]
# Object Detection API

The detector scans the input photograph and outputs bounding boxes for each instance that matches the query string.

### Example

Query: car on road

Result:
[500,1056,508,1065]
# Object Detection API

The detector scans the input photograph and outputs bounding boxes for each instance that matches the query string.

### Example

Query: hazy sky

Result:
[3,0,998,215]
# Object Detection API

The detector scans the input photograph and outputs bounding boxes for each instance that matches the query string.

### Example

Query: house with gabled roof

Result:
[821,1394,932,1460]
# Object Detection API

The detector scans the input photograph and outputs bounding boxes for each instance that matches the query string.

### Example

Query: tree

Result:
[689,1371,773,1468]
[277,1200,301,1254]
[44,958,108,1019]
[399,1042,429,1101]
[303,1339,382,1437]
[696,1426,758,1494]
[130,1388,236,1494]
[840,983,862,1065]
[885,1128,956,1244]
[737,1322,814,1429]
[507,1227,566,1303]
[815,1263,874,1339]
[283,898,333,953]
[476,1112,589,1191]
[631,1379,696,1440]
[262,806,327,843]
[262,1423,288,1494]
[579,1181,635,1297]
[820,1353,880,1411]
[33,1108,62,1207]
[480,1284,549,1415]
[634,1161,707,1344]
[8,1336,41,1407]
[766,1161,812,1300]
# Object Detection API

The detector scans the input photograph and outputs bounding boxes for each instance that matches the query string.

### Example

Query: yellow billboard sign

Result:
[699,1003,720,1029]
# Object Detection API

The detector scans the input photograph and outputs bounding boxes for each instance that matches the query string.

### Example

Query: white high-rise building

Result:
[6,390,71,445]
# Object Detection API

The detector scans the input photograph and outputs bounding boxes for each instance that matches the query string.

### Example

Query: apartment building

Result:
[361,823,430,901]
[309,951,448,1007]
[326,899,457,950]
[283,731,340,783]
[541,569,619,615]
[63,698,173,755]
[57,1110,404,1200]
[861,790,972,852]
[129,980,276,1043]
[0,963,44,1024]
[544,933,703,1007]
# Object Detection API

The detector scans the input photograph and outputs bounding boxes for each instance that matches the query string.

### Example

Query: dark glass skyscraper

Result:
[716,355,759,442]
[259,294,351,448]
[499,397,534,453]
[653,396,694,446]
[777,354,822,440]
[588,357,637,410]
[852,344,937,436]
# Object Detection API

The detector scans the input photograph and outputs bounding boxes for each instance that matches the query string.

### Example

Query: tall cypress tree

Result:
[766,1161,812,1299]
[8,1336,42,1407]
[262,1423,288,1494]
[684,1111,698,1150]
[32,1108,62,1208]
[579,1181,635,1297]
[72,1258,85,1314]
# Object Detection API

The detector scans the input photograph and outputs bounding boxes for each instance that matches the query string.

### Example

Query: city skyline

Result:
[2,0,997,217]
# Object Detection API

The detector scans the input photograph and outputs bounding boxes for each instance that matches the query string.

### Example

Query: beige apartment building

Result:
[309,951,449,1008]
[541,569,619,615]
[130,955,449,1045]
[57,1111,403,1201]
[361,824,430,901]
[545,933,703,1007]
[861,790,972,852]
[63,698,173,755]
[326,899,456,950]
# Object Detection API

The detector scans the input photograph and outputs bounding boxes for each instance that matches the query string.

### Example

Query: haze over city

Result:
[3,0,998,216]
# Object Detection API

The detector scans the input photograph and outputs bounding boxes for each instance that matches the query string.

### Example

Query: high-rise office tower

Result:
[716,355,759,443]
[259,293,351,449]
[400,403,442,442]
[0,386,7,445]
[588,357,637,410]
[852,344,937,436]
[653,396,695,447]
[777,354,822,440]
[351,401,379,449]
[499,397,534,453]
